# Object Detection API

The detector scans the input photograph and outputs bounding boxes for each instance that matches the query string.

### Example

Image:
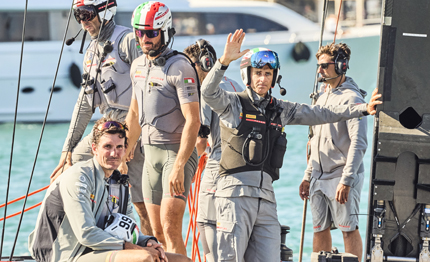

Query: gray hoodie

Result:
[303,76,368,186]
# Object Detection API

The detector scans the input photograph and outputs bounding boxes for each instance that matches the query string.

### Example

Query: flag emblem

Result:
[184,78,195,84]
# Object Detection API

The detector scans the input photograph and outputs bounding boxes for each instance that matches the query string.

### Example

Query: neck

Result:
[326,74,345,89]
[102,168,114,178]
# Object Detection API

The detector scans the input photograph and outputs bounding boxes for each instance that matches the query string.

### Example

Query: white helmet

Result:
[104,213,139,244]
[131,1,174,46]
[240,47,280,88]
[73,0,117,22]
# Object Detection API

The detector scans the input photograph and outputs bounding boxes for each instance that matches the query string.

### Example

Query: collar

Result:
[91,20,115,42]
[246,87,271,109]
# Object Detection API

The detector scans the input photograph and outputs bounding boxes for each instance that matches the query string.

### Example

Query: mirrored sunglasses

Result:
[135,29,160,39]
[73,6,97,24]
[317,62,335,69]
[98,121,125,131]
[250,51,280,69]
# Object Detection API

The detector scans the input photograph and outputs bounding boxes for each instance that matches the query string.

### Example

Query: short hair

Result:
[92,117,128,148]
[316,43,351,61]
[183,40,217,62]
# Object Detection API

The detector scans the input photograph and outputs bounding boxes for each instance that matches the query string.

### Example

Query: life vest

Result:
[83,25,133,113]
[219,90,287,181]
[132,50,190,143]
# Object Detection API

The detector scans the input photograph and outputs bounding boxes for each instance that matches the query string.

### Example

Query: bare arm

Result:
[169,101,200,196]
[196,137,208,157]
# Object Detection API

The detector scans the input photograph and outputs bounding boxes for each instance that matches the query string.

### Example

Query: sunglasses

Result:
[135,29,160,39]
[317,62,335,69]
[250,50,280,69]
[73,6,97,24]
[98,121,125,131]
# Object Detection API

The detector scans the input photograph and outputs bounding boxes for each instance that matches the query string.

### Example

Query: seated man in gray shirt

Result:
[30,117,190,262]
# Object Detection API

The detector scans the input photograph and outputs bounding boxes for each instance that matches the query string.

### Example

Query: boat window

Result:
[115,11,287,36]
[0,12,50,42]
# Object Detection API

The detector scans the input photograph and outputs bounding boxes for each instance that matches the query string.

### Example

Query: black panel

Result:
[366,0,430,260]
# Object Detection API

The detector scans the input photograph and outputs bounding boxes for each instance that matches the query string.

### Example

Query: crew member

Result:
[184,40,243,262]
[29,118,191,262]
[201,29,381,262]
[299,43,366,261]
[50,0,151,235]
[125,1,200,255]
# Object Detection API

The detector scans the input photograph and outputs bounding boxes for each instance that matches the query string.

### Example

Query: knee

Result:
[342,229,359,238]
[140,253,154,262]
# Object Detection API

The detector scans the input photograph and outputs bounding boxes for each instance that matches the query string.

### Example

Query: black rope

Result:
[0,0,29,259]
[8,0,75,259]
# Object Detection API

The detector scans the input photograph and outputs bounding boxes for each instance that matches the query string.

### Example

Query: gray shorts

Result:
[76,250,120,262]
[309,172,364,232]
[197,158,219,223]
[215,195,281,262]
[142,144,197,205]
[71,133,145,203]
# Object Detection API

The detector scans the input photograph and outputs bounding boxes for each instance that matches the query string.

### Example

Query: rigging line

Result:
[8,0,75,259]
[0,0,29,259]
[0,185,48,209]
[60,0,112,176]
[333,0,344,44]
[308,0,329,140]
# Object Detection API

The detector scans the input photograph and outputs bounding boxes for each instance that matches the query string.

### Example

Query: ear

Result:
[91,142,97,155]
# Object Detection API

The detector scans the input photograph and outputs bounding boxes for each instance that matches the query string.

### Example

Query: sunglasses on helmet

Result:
[135,29,160,39]
[317,62,335,70]
[250,51,280,69]
[73,6,98,24]
[97,121,125,131]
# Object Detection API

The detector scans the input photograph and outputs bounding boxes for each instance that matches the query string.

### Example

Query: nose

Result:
[110,148,117,157]
[317,65,323,74]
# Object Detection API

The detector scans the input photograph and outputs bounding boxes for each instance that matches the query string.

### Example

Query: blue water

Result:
[0,119,374,260]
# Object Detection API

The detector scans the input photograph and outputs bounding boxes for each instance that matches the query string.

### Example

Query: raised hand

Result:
[219,29,250,66]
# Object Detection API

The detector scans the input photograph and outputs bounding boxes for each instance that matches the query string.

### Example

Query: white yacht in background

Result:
[0,0,380,122]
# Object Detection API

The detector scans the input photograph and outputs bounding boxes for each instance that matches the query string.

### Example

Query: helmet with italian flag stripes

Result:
[131,1,174,46]
[73,0,117,22]
[240,47,280,88]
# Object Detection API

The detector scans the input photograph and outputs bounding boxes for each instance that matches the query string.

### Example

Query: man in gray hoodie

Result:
[299,43,367,261]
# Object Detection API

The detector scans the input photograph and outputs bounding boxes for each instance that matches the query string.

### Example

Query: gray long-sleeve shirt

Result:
[201,60,368,201]
[62,23,140,152]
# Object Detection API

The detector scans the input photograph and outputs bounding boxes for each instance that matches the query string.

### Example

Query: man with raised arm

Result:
[124,1,200,255]
[299,43,367,261]
[30,118,191,262]
[50,0,150,235]
[200,29,381,262]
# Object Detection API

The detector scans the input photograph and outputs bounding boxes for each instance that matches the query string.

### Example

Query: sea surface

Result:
[0,119,374,260]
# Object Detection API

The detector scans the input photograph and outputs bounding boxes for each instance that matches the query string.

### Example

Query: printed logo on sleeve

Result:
[184,77,195,84]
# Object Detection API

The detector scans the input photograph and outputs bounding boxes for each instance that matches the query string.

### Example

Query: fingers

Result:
[50,166,61,179]
[226,33,232,44]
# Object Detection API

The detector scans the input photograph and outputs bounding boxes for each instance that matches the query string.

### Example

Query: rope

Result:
[184,154,207,261]
[333,0,344,44]
[0,203,42,222]
[7,0,76,258]
[0,0,29,258]
[0,186,48,209]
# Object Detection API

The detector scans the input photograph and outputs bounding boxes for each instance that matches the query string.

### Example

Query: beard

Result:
[142,40,163,55]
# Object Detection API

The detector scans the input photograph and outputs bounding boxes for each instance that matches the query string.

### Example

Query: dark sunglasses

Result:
[73,6,97,24]
[135,29,160,39]
[98,121,125,131]
[317,62,335,70]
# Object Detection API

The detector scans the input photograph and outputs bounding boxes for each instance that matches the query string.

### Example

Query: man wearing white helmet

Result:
[125,1,200,255]
[30,118,191,262]
[200,29,382,261]
[50,0,151,236]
